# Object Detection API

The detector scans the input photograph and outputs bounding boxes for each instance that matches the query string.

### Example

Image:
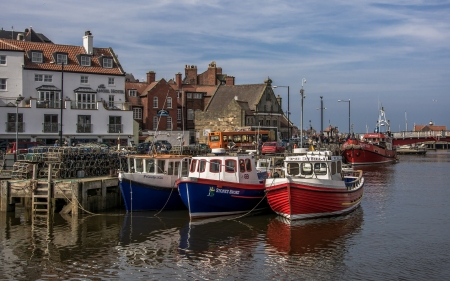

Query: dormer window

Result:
[56,53,68,65]
[103,57,113,68]
[81,55,91,66]
[129,89,137,97]
[31,51,43,63]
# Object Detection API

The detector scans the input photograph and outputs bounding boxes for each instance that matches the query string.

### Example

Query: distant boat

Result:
[118,154,191,212]
[265,150,364,220]
[396,144,427,155]
[176,154,269,219]
[341,107,398,165]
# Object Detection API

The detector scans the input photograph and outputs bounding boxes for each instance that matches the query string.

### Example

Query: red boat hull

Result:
[342,139,397,165]
[266,179,364,220]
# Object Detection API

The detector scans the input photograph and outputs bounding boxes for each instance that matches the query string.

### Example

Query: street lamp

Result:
[59,61,64,145]
[300,78,306,148]
[272,85,290,140]
[316,96,327,137]
[15,95,24,157]
[338,99,351,134]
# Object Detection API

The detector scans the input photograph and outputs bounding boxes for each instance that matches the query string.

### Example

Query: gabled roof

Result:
[414,124,446,131]
[0,39,125,75]
[0,28,53,43]
[206,84,266,112]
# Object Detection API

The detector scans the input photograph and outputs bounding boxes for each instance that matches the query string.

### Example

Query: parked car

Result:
[261,141,285,154]
[154,140,172,151]
[6,141,45,154]
[136,142,153,154]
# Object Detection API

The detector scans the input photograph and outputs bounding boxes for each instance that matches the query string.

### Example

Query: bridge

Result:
[391,131,449,149]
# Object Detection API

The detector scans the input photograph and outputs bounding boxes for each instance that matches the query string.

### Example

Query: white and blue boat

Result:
[176,154,269,219]
[118,154,191,212]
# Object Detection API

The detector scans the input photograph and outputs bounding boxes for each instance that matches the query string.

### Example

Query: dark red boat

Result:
[342,107,398,165]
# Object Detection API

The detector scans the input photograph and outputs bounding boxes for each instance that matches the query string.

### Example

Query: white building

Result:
[0,30,134,146]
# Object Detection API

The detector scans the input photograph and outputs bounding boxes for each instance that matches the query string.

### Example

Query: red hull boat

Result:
[341,107,398,165]
[265,150,364,220]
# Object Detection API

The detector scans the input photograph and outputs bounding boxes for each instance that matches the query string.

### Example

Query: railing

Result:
[5,122,24,132]
[392,131,448,139]
[42,123,59,133]
[36,100,61,109]
[76,123,93,133]
[108,124,123,133]
[70,101,97,110]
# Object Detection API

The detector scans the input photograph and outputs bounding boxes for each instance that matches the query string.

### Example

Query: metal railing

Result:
[108,124,123,133]
[77,123,93,133]
[36,100,61,109]
[42,123,59,133]
[5,122,24,132]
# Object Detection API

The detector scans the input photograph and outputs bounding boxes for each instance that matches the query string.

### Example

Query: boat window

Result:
[146,159,155,173]
[245,159,252,172]
[301,163,313,175]
[314,163,327,175]
[198,159,206,173]
[168,161,174,175]
[331,161,336,174]
[157,160,165,174]
[210,135,220,142]
[128,158,134,173]
[225,159,236,173]
[190,159,197,173]
[182,158,191,176]
[135,159,143,173]
[174,162,180,176]
[337,161,342,173]
[210,159,221,173]
[223,135,228,142]
[287,163,300,176]
[239,159,246,172]
[234,135,242,143]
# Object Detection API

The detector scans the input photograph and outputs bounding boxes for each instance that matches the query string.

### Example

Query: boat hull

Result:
[265,178,364,220]
[342,142,397,165]
[119,176,185,212]
[177,177,269,219]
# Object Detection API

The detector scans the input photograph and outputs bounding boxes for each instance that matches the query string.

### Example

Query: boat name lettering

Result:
[215,188,240,195]
[143,175,164,180]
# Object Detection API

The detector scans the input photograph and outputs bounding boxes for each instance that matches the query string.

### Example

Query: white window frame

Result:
[187,92,192,99]
[153,116,158,130]
[177,109,181,121]
[153,97,158,108]
[44,75,52,82]
[133,107,142,119]
[76,93,97,109]
[187,109,194,121]
[35,74,43,82]
[103,58,113,68]
[108,77,115,85]
[0,55,6,65]
[81,56,91,66]
[81,75,89,84]
[129,89,137,97]
[167,97,172,108]
[194,93,202,99]
[167,116,172,130]
[57,54,68,65]
[0,78,6,90]
[32,52,43,63]
[108,95,115,108]
[38,91,61,108]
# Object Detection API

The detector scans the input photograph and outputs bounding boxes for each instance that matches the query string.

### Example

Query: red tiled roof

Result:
[414,124,447,131]
[0,39,125,75]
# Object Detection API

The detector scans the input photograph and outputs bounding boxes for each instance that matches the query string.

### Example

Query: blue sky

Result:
[3,0,450,134]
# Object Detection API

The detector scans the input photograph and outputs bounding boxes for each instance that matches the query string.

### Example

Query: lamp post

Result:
[15,95,24,157]
[316,96,327,135]
[272,85,290,140]
[300,78,306,148]
[338,99,351,134]
[59,61,64,145]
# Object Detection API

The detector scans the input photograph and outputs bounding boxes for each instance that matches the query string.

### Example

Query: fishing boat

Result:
[265,150,364,220]
[341,107,398,165]
[118,154,191,212]
[176,154,269,219]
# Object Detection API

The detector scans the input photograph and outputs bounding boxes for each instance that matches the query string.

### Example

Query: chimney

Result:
[83,31,93,54]
[147,71,156,83]
[176,72,182,87]
[226,76,235,85]
[276,95,282,107]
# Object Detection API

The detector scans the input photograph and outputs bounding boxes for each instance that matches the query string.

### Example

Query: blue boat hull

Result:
[120,179,186,211]
[177,178,269,219]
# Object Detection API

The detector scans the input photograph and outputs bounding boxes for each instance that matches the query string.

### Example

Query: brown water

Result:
[1,151,449,280]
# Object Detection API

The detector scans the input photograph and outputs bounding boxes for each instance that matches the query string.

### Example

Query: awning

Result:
[74,87,97,93]
[36,85,61,91]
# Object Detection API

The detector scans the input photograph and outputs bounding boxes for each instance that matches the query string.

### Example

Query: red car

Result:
[261,142,285,154]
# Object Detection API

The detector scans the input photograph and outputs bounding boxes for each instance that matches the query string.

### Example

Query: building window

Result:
[108,95,115,108]
[186,92,192,99]
[153,116,158,130]
[32,52,43,63]
[81,76,89,84]
[103,58,113,68]
[153,97,158,108]
[75,93,96,109]
[108,116,122,133]
[43,114,58,133]
[0,55,6,65]
[187,109,194,120]
[57,54,68,65]
[167,97,172,108]
[177,109,181,121]
[133,108,142,119]
[77,115,92,133]
[80,56,91,66]
[272,120,277,126]
[34,74,52,82]
[194,93,202,99]
[129,89,137,97]
[108,77,115,85]
[0,78,6,90]
[38,91,60,108]
[7,113,23,132]
[167,116,172,130]
[44,75,52,82]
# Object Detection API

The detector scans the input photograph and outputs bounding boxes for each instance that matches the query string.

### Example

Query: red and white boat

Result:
[341,107,398,165]
[265,150,364,220]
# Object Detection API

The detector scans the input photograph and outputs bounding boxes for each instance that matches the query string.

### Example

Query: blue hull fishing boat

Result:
[119,154,191,211]
[176,154,269,219]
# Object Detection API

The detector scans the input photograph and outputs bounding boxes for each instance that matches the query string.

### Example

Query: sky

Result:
[3,0,450,134]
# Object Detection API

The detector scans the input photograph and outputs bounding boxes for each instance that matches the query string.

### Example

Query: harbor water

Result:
[1,151,450,280]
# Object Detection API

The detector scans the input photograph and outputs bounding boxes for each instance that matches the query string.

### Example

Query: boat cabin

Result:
[362,133,393,150]
[188,155,264,184]
[284,151,344,180]
[124,155,191,177]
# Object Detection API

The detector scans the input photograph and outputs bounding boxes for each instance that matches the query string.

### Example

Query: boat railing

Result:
[343,170,364,190]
